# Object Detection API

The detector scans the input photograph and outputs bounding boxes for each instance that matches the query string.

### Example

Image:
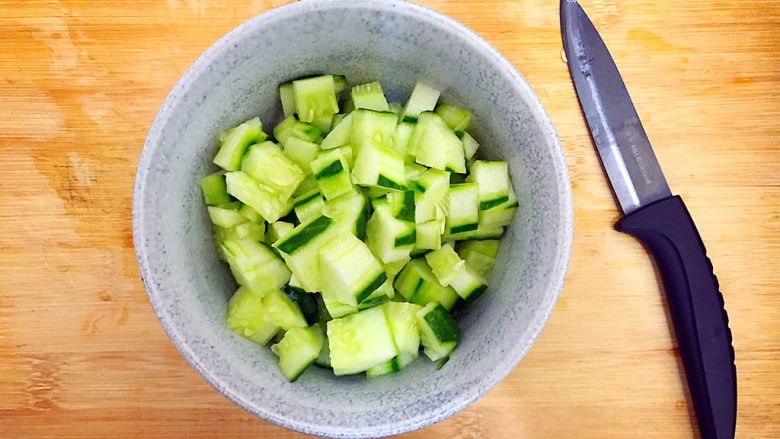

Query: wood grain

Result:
[1,0,778,437]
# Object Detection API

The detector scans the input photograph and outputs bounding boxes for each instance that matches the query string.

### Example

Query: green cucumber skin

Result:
[356,272,388,304]
[423,304,460,342]
[314,160,344,180]
[275,216,333,254]
[479,195,510,211]
[293,190,322,208]
[394,231,417,247]
[395,191,415,222]
[377,175,407,191]
[449,223,479,235]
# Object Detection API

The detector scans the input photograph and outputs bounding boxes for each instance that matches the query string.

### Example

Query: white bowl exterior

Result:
[133,1,572,437]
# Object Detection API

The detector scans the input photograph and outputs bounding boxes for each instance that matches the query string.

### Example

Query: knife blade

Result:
[561,1,737,438]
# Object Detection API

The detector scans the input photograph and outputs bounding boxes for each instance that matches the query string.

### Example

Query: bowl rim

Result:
[133,0,573,437]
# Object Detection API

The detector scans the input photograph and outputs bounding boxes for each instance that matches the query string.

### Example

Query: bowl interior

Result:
[134,1,571,437]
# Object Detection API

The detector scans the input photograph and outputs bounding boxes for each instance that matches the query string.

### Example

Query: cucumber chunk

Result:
[410,112,466,173]
[322,190,368,238]
[351,81,389,112]
[446,183,479,235]
[238,204,263,224]
[386,190,416,223]
[201,171,232,205]
[292,188,324,224]
[466,160,510,210]
[449,264,488,302]
[458,247,497,280]
[221,239,291,293]
[279,82,296,118]
[352,139,407,191]
[271,325,324,381]
[241,141,304,200]
[458,239,501,258]
[366,357,400,378]
[383,301,422,366]
[319,233,387,306]
[261,288,308,330]
[322,293,359,319]
[225,171,292,223]
[415,218,443,251]
[293,75,339,123]
[394,258,459,310]
[214,221,265,243]
[413,168,450,223]
[424,243,465,287]
[351,109,397,152]
[400,82,440,122]
[213,117,267,171]
[273,215,337,292]
[274,116,322,146]
[478,184,518,228]
[417,302,459,361]
[207,206,246,228]
[457,130,480,160]
[311,149,353,200]
[321,112,353,150]
[283,137,320,174]
[327,306,397,375]
[435,103,471,131]
[366,201,416,264]
[226,287,280,345]
[393,121,416,159]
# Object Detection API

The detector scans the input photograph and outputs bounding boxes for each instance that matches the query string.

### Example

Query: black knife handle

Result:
[616,195,736,439]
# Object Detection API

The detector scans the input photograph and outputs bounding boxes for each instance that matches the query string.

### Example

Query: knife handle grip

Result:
[616,195,736,439]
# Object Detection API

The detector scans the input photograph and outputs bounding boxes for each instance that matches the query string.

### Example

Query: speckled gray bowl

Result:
[133,0,572,437]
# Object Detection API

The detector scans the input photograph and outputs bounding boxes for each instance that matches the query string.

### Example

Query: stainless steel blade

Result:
[561,0,671,214]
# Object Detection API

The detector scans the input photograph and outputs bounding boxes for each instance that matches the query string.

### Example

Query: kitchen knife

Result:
[560,1,737,438]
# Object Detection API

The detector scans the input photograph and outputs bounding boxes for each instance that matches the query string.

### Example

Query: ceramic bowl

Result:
[133,0,572,437]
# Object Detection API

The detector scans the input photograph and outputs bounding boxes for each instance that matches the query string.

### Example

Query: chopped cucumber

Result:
[351,82,389,112]
[457,130,480,160]
[225,171,292,223]
[417,302,459,361]
[424,243,465,287]
[366,201,416,264]
[293,75,339,123]
[213,117,267,171]
[435,103,471,131]
[271,325,324,381]
[273,215,337,292]
[204,75,518,381]
[351,109,397,152]
[400,82,440,122]
[322,190,368,238]
[393,121,416,159]
[293,188,324,224]
[321,112,353,149]
[413,168,450,223]
[446,183,479,235]
[415,218,443,251]
[201,171,232,205]
[394,258,459,310]
[279,82,296,118]
[388,102,402,115]
[226,287,280,345]
[262,288,308,330]
[458,239,501,258]
[366,357,400,378]
[274,116,322,146]
[352,139,407,191]
[411,113,466,173]
[238,204,263,224]
[311,149,353,200]
[327,306,397,375]
[221,239,291,293]
[383,301,422,366]
[386,190,416,223]
[241,141,304,200]
[214,221,265,242]
[458,247,497,280]
[319,233,386,306]
[466,160,510,210]
[283,137,320,173]
[207,206,246,228]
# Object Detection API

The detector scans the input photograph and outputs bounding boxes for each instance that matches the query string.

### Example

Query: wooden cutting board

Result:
[1,0,778,437]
